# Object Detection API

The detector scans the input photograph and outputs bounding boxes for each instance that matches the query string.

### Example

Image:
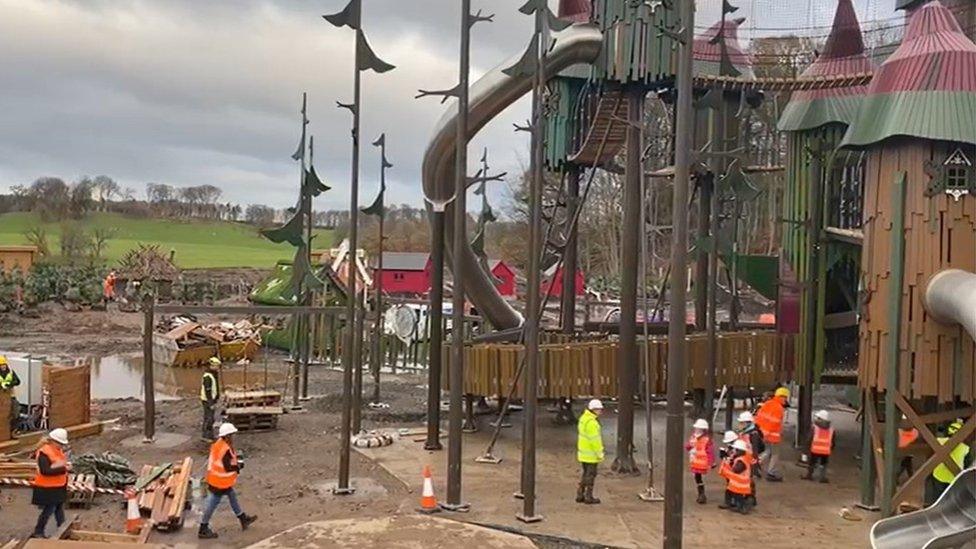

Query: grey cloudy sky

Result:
[0,0,900,211]
[0,0,547,211]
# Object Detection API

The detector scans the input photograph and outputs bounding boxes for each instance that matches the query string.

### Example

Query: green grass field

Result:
[0,212,334,269]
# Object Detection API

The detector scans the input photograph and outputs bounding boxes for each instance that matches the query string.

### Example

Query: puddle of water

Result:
[90,354,286,401]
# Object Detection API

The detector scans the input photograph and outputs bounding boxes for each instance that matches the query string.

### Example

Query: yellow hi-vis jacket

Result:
[933,437,970,484]
[577,409,604,464]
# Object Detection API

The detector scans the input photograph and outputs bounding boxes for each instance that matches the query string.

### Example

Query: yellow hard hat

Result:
[208,357,222,367]
[947,419,963,436]
[774,387,790,399]
[0,355,6,366]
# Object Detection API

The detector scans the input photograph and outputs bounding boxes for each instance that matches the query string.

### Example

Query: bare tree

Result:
[245,204,276,227]
[89,226,118,259]
[92,175,120,211]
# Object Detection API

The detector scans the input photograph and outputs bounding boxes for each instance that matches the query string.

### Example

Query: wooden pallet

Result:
[19,514,160,546]
[67,474,95,508]
[224,390,282,408]
[224,407,281,432]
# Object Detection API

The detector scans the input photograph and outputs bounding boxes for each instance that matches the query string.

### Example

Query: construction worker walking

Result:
[199,423,257,539]
[925,419,973,505]
[576,399,605,504]
[684,418,714,504]
[802,410,835,482]
[755,386,790,481]
[31,429,71,538]
[200,358,221,441]
[0,356,21,432]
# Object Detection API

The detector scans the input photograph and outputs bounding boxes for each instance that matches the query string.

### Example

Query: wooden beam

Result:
[916,406,975,426]
[693,71,873,92]
[54,515,79,540]
[824,227,863,245]
[865,391,886,494]
[893,393,958,473]
[823,311,858,330]
[892,413,976,506]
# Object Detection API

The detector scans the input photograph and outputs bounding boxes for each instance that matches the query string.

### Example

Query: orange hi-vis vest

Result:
[756,398,785,444]
[810,425,834,456]
[34,443,68,489]
[899,428,919,449]
[688,435,710,472]
[206,438,238,490]
[719,455,733,479]
[737,433,755,465]
[726,457,752,495]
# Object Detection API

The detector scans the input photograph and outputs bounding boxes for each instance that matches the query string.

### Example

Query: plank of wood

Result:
[0,422,105,453]
[67,530,141,543]
[224,406,284,416]
[24,541,168,548]
[163,322,200,341]
[166,457,192,524]
[53,515,79,540]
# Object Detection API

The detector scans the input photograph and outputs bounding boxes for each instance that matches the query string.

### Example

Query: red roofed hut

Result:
[843,0,975,510]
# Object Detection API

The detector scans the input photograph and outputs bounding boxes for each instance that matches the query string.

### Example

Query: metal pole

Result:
[371,202,384,404]
[336,26,363,496]
[882,173,907,517]
[799,148,824,447]
[695,183,710,333]
[445,0,471,511]
[352,295,364,432]
[517,1,545,523]
[858,390,878,509]
[613,86,644,474]
[704,96,725,424]
[560,167,581,334]
[425,210,446,451]
[639,143,663,502]
[664,0,695,545]
[142,293,155,442]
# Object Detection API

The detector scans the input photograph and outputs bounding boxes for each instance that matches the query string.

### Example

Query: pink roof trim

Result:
[867,0,976,95]
[693,17,753,68]
[791,0,873,103]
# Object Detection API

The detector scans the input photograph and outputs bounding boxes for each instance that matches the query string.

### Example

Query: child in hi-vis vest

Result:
[803,409,835,482]
[684,418,714,504]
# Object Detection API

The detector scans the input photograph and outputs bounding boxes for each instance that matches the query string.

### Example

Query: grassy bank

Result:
[0,212,333,269]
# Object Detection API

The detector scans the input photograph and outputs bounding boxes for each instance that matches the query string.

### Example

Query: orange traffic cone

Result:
[418,465,440,514]
[125,489,142,534]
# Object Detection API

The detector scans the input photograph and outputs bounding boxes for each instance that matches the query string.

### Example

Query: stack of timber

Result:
[224,390,283,432]
[0,459,36,479]
[152,316,262,367]
[136,457,192,531]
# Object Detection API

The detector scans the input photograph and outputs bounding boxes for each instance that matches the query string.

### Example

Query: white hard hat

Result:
[723,430,738,444]
[217,423,238,438]
[49,428,69,445]
[737,411,754,423]
[587,399,604,410]
[693,418,709,430]
[814,410,830,421]
[732,439,749,451]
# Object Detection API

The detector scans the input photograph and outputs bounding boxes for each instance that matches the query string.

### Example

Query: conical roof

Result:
[842,0,976,147]
[558,0,591,23]
[693,17,755,79]
[779,0,874,132]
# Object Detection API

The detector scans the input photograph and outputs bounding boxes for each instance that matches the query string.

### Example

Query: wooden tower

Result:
[842,0,976,513]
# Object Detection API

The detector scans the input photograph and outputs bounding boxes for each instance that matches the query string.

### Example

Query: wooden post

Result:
[141,293,155,443]
[857,388,878,510]
[798,145,825,446]
[882,173,907,517]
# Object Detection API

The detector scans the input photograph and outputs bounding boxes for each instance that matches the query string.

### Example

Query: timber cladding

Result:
[442,332,788,398]
[858,139,976,402]
[42,364,92,428]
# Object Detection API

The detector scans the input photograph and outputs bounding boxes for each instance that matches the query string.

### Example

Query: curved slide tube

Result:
[422,23,603,330]
[870,467,976,549]
[925,269,976,343]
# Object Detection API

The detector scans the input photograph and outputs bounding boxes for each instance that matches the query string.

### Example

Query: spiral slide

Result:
[421,23,603,330]
[870,467,975,549]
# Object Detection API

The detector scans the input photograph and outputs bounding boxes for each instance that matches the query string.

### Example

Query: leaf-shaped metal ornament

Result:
[502,33,539,78]
[357,31,395,74]
[361,185,385,217]
[323,0,361,30]
[304,166,331,197]
[518,0,547,15]
[547,8,573,32]
[722,0,740,14]
[260,210,305,247]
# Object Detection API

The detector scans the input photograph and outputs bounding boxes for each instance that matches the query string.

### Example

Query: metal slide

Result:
[870,467,976,549]
[870,269,976,549]
[421,23,603,330]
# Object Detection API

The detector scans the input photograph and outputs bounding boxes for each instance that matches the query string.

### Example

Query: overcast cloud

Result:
[0,0,900,211]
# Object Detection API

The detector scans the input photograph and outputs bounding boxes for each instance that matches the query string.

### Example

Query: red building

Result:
[374,252,517,298]
[542,264,585,297]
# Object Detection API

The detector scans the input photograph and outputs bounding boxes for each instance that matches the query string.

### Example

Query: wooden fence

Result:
[443,331,790,399]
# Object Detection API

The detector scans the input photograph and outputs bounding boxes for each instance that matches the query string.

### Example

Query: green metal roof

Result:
[841,90,976,147]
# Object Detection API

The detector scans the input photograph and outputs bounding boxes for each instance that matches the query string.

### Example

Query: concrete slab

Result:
[355,404,875,548]
[120,431,190,448]
[245,515,536,548]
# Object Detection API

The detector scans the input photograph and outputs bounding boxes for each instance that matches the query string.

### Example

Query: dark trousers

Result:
[202,401,215,440]
[33,503,65,536]
[924,475,950,506]
[579,462,598,491]
[806,454,830,480]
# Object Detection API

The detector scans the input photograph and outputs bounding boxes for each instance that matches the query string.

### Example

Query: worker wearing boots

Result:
[200,358,221,441]
[199,423,257,539]
[31,429,70,538]
[802,410,835,482]
[575,399,605,505]
[684,418,714,504]
[717,431,738,510]
[756,387,789,481]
